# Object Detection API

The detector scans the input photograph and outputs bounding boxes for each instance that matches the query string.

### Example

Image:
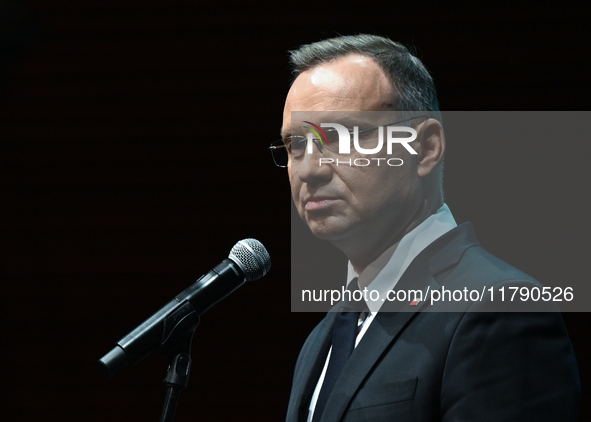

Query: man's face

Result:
[283,55,424,252]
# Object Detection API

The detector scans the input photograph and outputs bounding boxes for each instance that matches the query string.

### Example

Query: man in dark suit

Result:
[273,34,580,421]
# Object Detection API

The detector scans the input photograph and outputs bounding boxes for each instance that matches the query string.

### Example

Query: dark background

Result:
[0,0,589,421]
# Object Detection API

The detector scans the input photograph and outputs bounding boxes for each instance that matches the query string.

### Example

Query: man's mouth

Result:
[304,196,340,211]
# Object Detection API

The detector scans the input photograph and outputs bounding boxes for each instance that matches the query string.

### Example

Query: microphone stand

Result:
[159,311,200,422]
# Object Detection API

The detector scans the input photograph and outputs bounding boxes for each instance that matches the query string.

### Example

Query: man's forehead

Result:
[282,55,396,136]
[280,111,409,141]
[307,56,375,94]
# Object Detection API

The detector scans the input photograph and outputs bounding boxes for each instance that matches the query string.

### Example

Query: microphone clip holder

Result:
[159,310,200,422]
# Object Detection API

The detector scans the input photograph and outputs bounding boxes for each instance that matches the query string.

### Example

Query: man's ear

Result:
[416,119,445,178]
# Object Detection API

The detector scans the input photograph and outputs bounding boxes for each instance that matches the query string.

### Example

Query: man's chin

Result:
[305,219,353,242]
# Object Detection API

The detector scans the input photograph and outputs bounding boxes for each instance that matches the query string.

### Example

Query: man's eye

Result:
[325,131,342,144]
[290,137,307,151]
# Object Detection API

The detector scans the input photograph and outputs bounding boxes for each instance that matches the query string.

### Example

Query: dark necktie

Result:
[312,277,367,422]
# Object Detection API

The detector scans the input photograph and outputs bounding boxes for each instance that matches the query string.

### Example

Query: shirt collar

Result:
[346,203,457,313]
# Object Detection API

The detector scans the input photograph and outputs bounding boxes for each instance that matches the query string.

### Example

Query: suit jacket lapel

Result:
[287,312,335,422]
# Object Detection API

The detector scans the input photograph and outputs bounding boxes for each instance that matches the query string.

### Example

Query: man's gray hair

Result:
[289,34,442,123]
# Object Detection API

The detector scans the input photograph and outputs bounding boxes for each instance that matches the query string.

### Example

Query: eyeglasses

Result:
[268,115,429,168]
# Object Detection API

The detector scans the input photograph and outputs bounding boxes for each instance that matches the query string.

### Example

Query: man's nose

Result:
[296,140,333,186]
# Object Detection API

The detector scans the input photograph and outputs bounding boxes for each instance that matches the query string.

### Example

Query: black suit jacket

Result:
[286,223,580,422]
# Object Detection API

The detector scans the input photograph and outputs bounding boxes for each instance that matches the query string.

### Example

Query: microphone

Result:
[99,238,271,377]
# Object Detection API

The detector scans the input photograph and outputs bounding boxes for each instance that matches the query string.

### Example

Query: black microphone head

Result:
[228,239,271,281]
